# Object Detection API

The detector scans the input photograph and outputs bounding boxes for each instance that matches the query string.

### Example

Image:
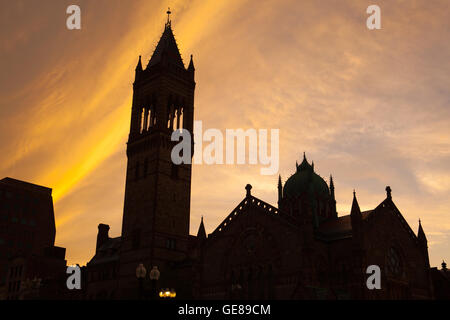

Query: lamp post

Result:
[149,266,160,300]
[135,263,147,300]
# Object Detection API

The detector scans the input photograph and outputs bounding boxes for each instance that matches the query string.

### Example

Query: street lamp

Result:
[136,263,147,299]
[159,288,176,298]
[149,266,160,300]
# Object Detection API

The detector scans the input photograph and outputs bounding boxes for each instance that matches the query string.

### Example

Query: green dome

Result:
[283,156,330,199]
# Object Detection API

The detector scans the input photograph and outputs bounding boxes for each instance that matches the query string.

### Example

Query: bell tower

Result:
[118,12,195,297]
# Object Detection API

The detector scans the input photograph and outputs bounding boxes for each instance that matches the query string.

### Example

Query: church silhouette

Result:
[84,14,435,300]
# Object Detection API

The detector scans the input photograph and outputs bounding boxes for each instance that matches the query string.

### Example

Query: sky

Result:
[0,0,449,267]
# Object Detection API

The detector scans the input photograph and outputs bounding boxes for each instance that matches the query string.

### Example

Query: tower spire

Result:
[351,190,362,235]
[330,175,335,198]
[418,219,427,243]
[329,175,337,218]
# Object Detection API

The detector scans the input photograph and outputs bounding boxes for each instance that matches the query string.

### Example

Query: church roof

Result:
[317,211,373,240]
[209,194,297,239]
[146,23,185,69]
[283,154,330,199]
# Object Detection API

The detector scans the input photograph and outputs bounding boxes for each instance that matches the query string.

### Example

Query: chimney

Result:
[96,224,110,253]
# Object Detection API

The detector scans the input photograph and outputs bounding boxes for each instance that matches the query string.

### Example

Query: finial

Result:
[353,189,356,197]
[245,184,252,197]
[303,152,306,160]
[386,186,392,199]
[166,7,172,26]
[442,260,447,270]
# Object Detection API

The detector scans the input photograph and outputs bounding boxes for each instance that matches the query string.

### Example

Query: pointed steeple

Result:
[418,219,427,243]
[197,216,206,240]
[147,11,185,69]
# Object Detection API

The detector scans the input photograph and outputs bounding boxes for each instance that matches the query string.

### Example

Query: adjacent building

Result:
[0,177,67,300]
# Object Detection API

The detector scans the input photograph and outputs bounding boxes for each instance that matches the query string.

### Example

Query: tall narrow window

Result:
[140,108,145,133]
[167,111,172,129]
[147,107,153,130]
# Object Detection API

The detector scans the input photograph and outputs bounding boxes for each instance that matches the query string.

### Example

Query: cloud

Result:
[0,0,448,267]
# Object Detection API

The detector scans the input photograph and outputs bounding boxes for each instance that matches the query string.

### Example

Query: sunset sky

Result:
[0,0,449,267]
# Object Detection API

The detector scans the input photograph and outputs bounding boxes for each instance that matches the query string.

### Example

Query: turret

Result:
[350,190,362,229]
[188,54,195,72]
[418,219,430,267]
[330,175,337,217]
[278,175,283,207]
[136,55,142,72]
[197,216,206,241]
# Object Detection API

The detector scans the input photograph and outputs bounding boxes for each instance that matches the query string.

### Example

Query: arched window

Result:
[386,247,403,277]
[167,104,175,129]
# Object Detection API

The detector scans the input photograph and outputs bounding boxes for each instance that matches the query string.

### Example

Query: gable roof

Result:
[317,197,420,243]
[209,195,297,239]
